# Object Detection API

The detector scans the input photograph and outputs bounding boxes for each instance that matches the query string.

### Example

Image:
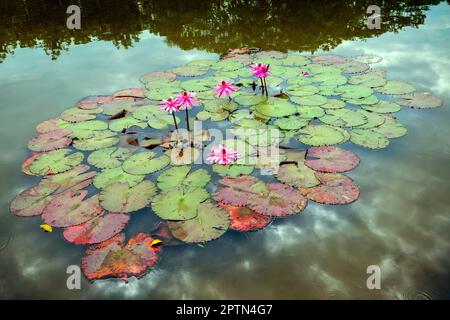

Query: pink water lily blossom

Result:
[160,98,180,113]
[214,80,238,98]
[207,144,239,165]
[300,71,310,77]
[249,63,271,78]
[174,91,199,110]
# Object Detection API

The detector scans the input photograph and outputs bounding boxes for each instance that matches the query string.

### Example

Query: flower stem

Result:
[263,77,268,97]
[185,108,190,132]
[172,112,178,130]
[260,77,265,95]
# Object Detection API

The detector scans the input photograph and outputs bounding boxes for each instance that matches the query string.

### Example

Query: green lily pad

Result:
[350,129,389,149]
[298,125,350,146]
[204,99,238,113]
[151,187,209,220]
[276,163,320,188]
[274,115,310,130]
[65,120,109,139]
[100,99,138,116]
[286,85,319,97]
[362,101,401,113]
[212,164,254,177]
[100,181,156,213]
[371,116,407,138]
[139,71,176,84]
[254,99,297,117]
[335,60,369,73]
[122,151,170,175]
[234,93,267,106]
[344,94,379,106]
[321,99,346,109]
[167,202,229,243]
[296,106,325,119]
[377,80,416,95]
[354,110,386,129]
[87,147,132,169]
[109,117,147,132]
[29,149,84,176]
[320,109,368,127]
[93,167,144,189]
[165,147,201,166]
[171,65,208,77]
[335,85,373,99]
[212,59,244,72]
[312,73,347,86]
[348,72,387,88]
[73,130,119,151]
[290,95,327,106]
[157,166,210,191]
[61,107,102,123]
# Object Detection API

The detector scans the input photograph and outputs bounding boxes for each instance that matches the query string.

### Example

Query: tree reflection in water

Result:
[0,0,445,62]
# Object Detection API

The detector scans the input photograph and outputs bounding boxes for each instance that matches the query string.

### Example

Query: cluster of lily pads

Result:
[10,50,442,281]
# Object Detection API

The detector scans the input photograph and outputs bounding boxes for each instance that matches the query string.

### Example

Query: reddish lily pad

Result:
[27,129,72,152]
[40,164,96,194]
[311,54,348,65]
[81,233,160,281]
[63,212,130,245]
[219,203,272,232]
[10,183,59,217]
[76,95,112,109]
[22,152,43,176]
[247,183,308,217]
[139,71,176,84]
[304,146,360,173]
[396,92,443,109]
[112,88,145,99]
[36,117,70,134]
[300,172,360,205]
[41,190,104,227]
[214,175,268,207]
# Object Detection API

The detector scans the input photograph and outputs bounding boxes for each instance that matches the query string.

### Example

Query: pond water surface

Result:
[0,0,449,299]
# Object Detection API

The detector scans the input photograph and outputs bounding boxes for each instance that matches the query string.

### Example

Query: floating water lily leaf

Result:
[147,112,180,129]
[28,129,72,152]
[311,54,348,65]
[100,181,156,213]
[296,106,325,119]
[312,73,347,86]
[22,152,42,176]
[371,116,407,138]
[87,147,132,169]
[218,203,272,232]
[300,172,360,205]
[29,149,84,176]
[157,166,210,191]
[291,95,327,106]
[344,94,379,106]
[247,183,308,217]
[274,115,310,130]
[76,95,111,109]
[61,107,102,123]
[254,99,297,117]
[196,110,229,121]
[298,125,350,146]
[171,65,208,77]
[93,166,144,189]
[122,151,170,175]
[335,85,373,99]
[109,117,147,132]
[204,99,238,113]
[101,99,138,116]
[335,60,369,74]
[65,120,108,139]
[377,80,416,95]
[145,86,181,101]
[10,183,58,217]
[211,59,244,71]
[233,93,268,106]
[320,109,368,127]
[42,191,104,227]
[304,146,360,173]
[214,175,267,207]
[321,99,346,109]
[36,117,70,134]
[73,130,119,151]
[152,187,209,220]
[396,92,443,109]
[139,71,176,84]
[286,85,319,97]
[187,59,217,67]
[165,147,200,166]
[167,202,229,243]
[40,164,96,194]
[348,72,386,88]
[353,54,382,64]
[362,101,401,113]
[81,233,160,281]
[112,88,145,99]
[276,163,320,188]
[63,212,130,245]
[350,129,389,149]
[354,110,386,129]
[212,164,254,177]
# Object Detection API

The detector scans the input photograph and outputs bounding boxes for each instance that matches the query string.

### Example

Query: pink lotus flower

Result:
[160,98,180,113]
[300,71,310,77]
[174,91,199,110]
[214,80,238,98]
[249,63,271,78]
[207,144,239,165]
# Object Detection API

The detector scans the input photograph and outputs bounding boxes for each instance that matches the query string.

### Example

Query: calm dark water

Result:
[0,0,449,299]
